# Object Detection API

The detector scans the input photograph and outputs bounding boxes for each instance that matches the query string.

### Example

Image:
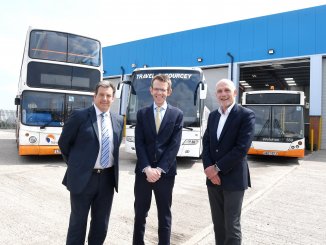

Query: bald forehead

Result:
[215,79,236,92]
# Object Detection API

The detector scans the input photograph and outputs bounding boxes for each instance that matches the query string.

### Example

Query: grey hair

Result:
[215,78,236,91]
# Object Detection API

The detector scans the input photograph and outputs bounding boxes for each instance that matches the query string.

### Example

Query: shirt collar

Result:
[154,101,167,111]
[218,102,235,116]
[94,104,110,117]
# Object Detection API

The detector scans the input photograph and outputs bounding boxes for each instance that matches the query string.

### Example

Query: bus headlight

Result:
[126,136,135,142]
[29,136,37,144]
[183,139,199,145]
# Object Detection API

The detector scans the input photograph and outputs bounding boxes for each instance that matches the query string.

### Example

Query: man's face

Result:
[150,79,171,107]
[215,82,237,111]
[93,86,115,112]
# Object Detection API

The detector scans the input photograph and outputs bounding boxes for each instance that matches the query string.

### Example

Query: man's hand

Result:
[204,165,217,179]
[204,165,221,185]
[145,167,161,183]
[209,175,221,185]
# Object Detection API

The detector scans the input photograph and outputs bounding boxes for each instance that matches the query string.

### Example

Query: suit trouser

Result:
[66,168,115,245]
[207,186,244,245]
[133,173,175,245]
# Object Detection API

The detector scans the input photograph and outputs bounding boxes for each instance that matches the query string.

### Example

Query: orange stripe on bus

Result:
[248,148,304,158]
[31,48,96,59]
[19,145,61,156]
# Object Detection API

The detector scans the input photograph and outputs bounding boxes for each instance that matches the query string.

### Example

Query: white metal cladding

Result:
[321,58,326,149]
[105,77,121,115]
[202,67,228,112]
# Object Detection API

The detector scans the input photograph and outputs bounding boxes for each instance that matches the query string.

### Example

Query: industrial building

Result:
[102,5,326,150]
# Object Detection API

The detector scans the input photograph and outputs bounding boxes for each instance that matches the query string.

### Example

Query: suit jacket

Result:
[58,106,124,194]
[134,103,183,176]
[202,104,255,191]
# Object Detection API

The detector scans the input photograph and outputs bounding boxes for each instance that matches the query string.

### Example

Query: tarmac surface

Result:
[0,129,325,244]
[191,150,326,245]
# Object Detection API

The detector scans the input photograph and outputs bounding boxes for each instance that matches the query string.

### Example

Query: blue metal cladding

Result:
[283,12,299,57]
[239,19,254,61]
[316,6,326,53]
[267,15,283,58]
[103,5,326,77]
[298,8,316,55]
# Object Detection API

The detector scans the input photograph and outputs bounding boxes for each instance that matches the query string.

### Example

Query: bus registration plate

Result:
[54,149,61,154]
[263,151,278,156]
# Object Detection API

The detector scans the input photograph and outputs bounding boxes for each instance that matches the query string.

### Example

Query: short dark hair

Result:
[151,74,172,90]
[95,80,116,95]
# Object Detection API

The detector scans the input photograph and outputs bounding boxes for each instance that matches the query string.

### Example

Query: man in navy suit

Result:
[202,78,255,245]
[132,74,183,245]
[58,81,124,245]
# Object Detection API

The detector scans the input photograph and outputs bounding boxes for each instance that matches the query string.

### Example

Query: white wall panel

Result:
[202,67,228,112]
[321,58,326,149]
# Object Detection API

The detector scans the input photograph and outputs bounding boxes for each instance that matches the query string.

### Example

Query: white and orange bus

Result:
[242,90,305,157]
[14,27,102,155]
[117,67,208,158]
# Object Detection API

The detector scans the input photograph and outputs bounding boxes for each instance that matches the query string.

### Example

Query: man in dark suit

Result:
[58,81,124,245]
[132,74,183,245]
[202,78,255,245]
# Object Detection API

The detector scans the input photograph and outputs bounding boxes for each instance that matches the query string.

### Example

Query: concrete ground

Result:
[191,150,326,245]
[0,129,325,244]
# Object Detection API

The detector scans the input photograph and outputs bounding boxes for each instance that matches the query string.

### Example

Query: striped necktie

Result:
[100,112,110,168]
[155,107,161,133]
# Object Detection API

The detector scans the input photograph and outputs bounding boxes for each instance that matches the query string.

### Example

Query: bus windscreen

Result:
[126,70,202,127]
[246,93,301,104]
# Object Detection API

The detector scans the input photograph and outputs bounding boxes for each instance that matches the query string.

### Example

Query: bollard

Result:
[310,128,314,152]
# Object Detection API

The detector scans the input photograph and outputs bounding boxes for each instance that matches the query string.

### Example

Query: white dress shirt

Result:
[94,105,114,169]
[216,102,235,140]
[153,101,167,122]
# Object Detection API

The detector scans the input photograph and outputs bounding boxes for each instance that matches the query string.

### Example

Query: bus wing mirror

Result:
[116,74,132,99]
[199,83,207,99]
[122,74,132,83]
[15,97,20,105]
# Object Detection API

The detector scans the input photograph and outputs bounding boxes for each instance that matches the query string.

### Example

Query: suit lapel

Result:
[90,106,99,141]
[146,105,157,135]
[158,104,170,134]
[213,111,220,145]
[218,104,238,142]
[110,113,119,147]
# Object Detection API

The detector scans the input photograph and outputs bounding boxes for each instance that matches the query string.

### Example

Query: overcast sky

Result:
[1,0,325,110]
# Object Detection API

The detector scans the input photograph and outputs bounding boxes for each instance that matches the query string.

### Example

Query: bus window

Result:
[29,30,101,66]
[26,62,100,91]
[22,91,64,127]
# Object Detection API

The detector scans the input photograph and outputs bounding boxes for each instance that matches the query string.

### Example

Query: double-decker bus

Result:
[14,27,102,155]
[242,90,305,157]
[117,67,208,158]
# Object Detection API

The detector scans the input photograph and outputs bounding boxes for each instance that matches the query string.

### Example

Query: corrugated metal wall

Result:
[103,5,326,77]
[102,5,326,149]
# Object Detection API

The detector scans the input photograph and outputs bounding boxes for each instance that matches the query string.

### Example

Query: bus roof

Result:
[243,90,303,95]
[133,67,203,73]
[27,26,101,43]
